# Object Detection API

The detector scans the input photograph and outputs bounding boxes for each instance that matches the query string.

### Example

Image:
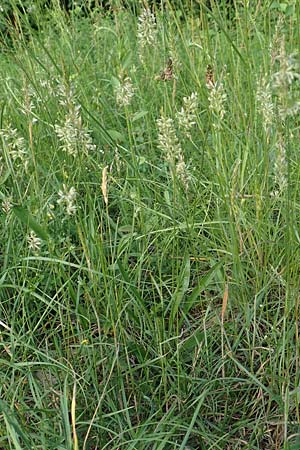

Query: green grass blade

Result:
[12,206,49,240]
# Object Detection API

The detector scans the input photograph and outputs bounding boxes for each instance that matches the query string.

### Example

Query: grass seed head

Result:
[274,135,287,192]
[157,115,182,163]
[208,82,227,128]
[27,231,42,252]
[176,92,198,139]
[256,76,274,134]
[115,76,135,107]
[1,197,13,214]
[176,153,190,190]
[55,105,96,156]
[57,184,77,216]
[137,8,157,62]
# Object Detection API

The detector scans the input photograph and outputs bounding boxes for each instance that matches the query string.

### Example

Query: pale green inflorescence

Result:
[57,184,77,216]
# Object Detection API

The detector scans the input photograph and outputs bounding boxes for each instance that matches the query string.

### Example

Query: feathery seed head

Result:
[2,197,13,214]
[157,115,182,163]
[274,135,287,192]
[137,8,157,48]
[208,82,226,128]
[57,184,77,216]
[115,76,135,107]
[0,124,29,170]
[55,105,96,156]
[256,77,274,134]
[176,154,190,190]
[27,231,42,252]
[176,92,198,138]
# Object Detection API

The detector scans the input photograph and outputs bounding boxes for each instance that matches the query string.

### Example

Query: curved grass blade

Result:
[0,399,31,449]
[12,206,49,240]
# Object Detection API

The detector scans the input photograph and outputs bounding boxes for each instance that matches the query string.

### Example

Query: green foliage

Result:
[0,1,300,449]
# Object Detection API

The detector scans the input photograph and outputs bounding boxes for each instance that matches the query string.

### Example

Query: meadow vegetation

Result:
[0,1,300,448]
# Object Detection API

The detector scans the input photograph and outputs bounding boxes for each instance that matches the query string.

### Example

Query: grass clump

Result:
[0,1,300,449]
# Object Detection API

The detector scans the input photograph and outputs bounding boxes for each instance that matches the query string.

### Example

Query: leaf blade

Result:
[12,206,49,240]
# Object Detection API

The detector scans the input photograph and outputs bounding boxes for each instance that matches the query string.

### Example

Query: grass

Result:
[0,0,300,448]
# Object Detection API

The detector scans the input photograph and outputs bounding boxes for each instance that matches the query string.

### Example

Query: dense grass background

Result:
[1,1,300,449]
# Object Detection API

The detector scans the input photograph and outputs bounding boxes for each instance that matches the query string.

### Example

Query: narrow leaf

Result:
[0,400,31,449]
[107,129,125,142]
[182,259,225,316]
[12,206,48,240]
[169,254,190,327]
[179,389,210,450]
[132,110,148,122]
